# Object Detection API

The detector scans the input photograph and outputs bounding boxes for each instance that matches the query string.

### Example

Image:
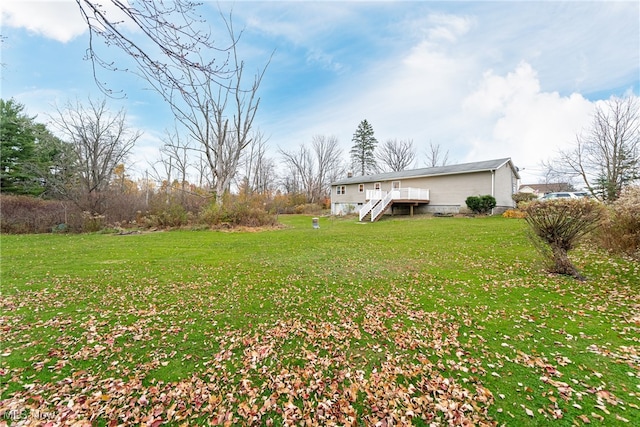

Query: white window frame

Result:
[392,181,401,189]
[358,184,364,193]
[336,185,346,195]
[374,182,381,190]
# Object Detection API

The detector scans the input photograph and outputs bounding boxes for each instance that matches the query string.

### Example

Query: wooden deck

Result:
[359,188,430,222]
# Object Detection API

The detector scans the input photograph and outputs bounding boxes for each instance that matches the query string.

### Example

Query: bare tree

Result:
[538,163,577,191]
[76,2,269,204]
[240,131,276,194]
[141,12,270,204]
[196,153,213,190]
[280,173,302,196]
[74,0,233,96]
[313,135,345,198]
[424,142,450,167]
[547,96,639,202]
[279,145,314,202]
[50,98,141,212]
[157,127,194,203]
[376,138,416,172]
[279,135,344,203]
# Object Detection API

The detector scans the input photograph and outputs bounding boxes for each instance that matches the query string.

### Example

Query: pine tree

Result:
[350,119,378,175]
[1,99,76,197]
[1,99,38,195]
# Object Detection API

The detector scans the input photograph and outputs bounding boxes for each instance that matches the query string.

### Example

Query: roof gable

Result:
[519,183,572,193]
[332,158,519,185]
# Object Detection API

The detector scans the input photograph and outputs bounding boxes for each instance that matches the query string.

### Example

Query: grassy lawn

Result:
[1,215,638,426]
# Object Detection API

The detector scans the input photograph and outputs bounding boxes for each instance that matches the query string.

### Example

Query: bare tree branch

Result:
[279,144,315,202]
[75,0,234,97]
[547,96,639,201]
[50,98,141,212]
[135,9,271,203]
[423,142,449,168]
[239,131,276,194]
[376,138,415,172]
[279,135,344,203]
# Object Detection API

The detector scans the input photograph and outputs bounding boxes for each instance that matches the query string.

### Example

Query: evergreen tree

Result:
[350,119,378,175]
[0,99,39,195]
[0,99,75,197]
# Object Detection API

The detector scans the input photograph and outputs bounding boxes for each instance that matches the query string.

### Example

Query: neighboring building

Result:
[518,183,573,196]
[331,158,520,220]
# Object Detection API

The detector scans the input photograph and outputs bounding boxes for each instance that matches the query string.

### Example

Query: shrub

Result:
[598,185,640,259]
[293,203,324,215]
[80,211,106,232]
[512,192,538,207]
[522,198,605,280]
[199,194,278,228]
[102,188,149,224]
[502,209,526,219]
[143,203,190,228]
[465,195,497,214]
[0,195,69,234]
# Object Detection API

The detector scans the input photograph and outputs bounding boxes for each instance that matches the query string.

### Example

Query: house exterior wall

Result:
[493,163,518,210]
[331,161,518,215]
[331,182,372,215]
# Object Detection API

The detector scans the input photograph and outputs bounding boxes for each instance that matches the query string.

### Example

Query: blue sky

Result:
[1,1,639,184]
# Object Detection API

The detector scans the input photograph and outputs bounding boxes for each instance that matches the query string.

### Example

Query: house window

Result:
[392,181,401,189]
[358,184,364,193]
[374,182,381,190]
[336,185,346,195]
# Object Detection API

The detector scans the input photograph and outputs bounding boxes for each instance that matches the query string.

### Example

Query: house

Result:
[331,158,520,221]
[518,183,573,196]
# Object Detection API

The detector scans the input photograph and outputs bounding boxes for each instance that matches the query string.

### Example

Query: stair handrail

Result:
[359,190,386,221]
[370,190,397,221]
[359,199,375,222]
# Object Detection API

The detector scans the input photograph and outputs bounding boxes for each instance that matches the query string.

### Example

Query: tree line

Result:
[2,94,638,213]
[0,97,448,216]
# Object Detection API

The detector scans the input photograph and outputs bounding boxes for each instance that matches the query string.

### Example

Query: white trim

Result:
[491,170,496,214]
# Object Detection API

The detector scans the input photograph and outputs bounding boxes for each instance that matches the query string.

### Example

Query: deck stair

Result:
[358,188,430,222]
[358,198,380,221]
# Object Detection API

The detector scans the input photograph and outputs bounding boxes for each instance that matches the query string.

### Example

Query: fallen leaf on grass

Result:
[615,414,630,423]
[577,414,590,423]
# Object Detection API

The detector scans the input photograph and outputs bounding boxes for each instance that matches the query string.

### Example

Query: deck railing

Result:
[365,188,430,202]
[365,189,385,200]
[362,188,430,222]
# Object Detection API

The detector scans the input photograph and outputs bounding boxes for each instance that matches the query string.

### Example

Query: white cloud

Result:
[462,62,595,182]
[0,1,87,43]
[426,13,473,43]
[0,0,139,43]
[263,48,597,185]
[464,63,542,117]
[306,48,344,73]
[239,2,357,44]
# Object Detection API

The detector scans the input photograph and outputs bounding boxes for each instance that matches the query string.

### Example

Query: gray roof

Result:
[332,158,519,185]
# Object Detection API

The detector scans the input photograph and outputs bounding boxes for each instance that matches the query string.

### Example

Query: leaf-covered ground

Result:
[1,216,638,426]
